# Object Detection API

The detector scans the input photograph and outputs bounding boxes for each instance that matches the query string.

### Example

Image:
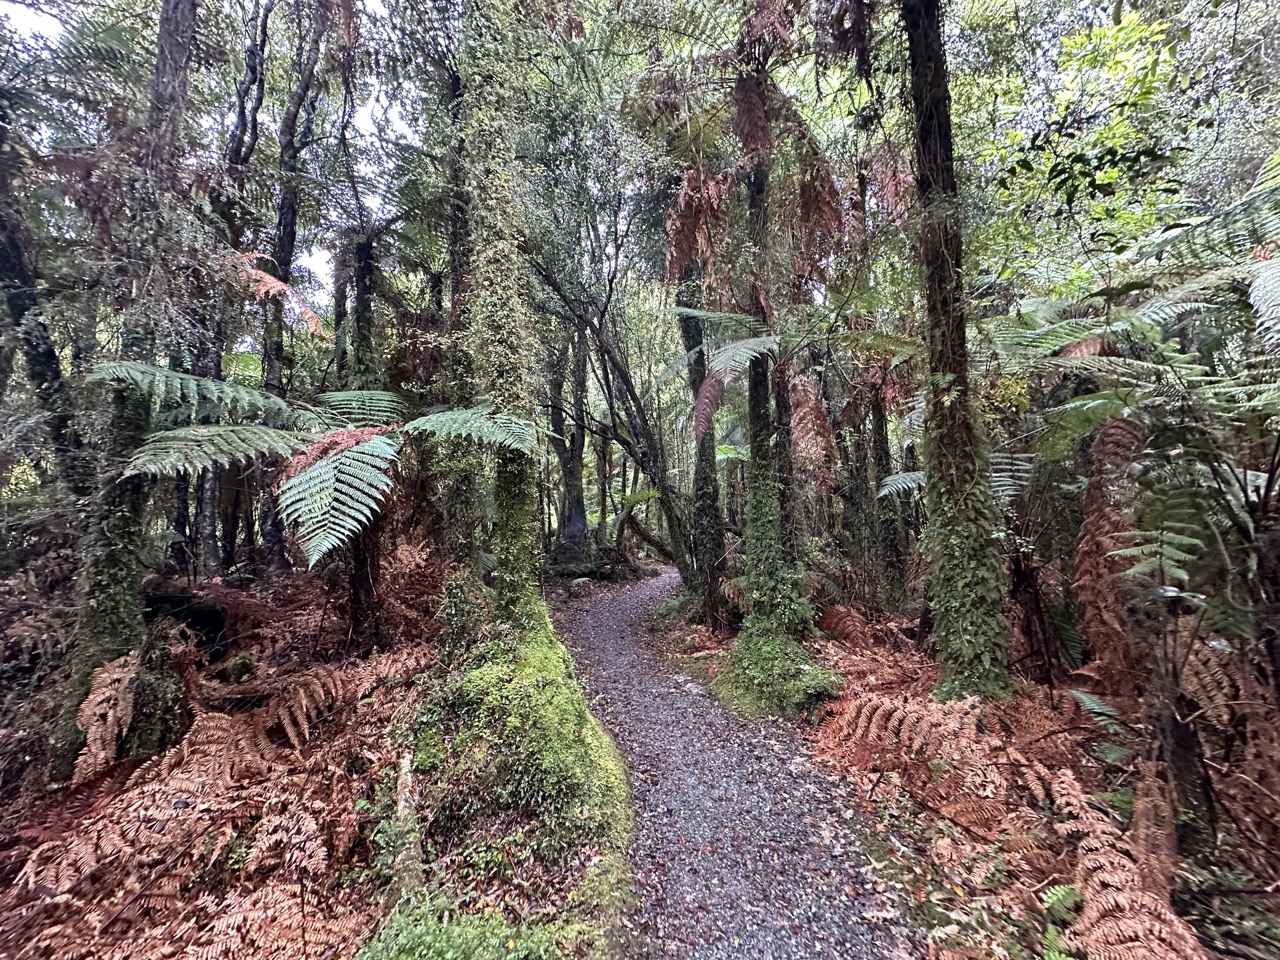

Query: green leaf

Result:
[315,390,413,426]
[90,361,291,421]
[878,471,925,498]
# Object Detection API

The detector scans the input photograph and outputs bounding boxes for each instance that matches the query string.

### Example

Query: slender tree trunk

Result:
[739,141,808,640]
[260,0,329,573]
[903,0,1010,698]
[677,270,729,630]
[870,389,907,607]
[547,328,589,561]
[344,232,386,645]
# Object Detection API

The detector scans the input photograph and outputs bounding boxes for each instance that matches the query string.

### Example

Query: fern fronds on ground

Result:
[1052,769,1208,960]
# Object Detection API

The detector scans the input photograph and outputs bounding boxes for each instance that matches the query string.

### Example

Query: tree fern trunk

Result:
[903,0,1010,699]
[677,269,730,631]
[870,389,907,608]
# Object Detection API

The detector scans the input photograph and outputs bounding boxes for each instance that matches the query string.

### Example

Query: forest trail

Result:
[559,571,915,959]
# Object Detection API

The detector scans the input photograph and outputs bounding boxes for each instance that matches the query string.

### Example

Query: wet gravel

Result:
[559,571,917,959]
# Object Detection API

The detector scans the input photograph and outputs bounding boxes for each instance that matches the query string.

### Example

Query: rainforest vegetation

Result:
[0,0,1278,956]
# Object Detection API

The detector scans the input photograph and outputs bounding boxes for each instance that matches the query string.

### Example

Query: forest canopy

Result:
[0,0,1278,957]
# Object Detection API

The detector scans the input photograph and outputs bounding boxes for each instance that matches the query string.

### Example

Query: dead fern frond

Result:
[1073,418,1147,693]
[73,651,141,785]
[1051,770,1208,960]
[786,368,838,493]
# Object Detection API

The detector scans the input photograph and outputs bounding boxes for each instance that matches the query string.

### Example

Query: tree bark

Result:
[260,0,330,573]
[55,0,201,777]
[676,269,730,630]
[547,328,589,558]
[902,0,1010,698]
[870,388,907,607]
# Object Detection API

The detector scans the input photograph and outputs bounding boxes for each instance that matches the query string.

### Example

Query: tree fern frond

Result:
[1248,257,1280,354]
[122,425,314,478]
[878,471,925,498]
[1033,355,1177,383]
[990,453,1036,503]
[829,329,926,363]
[315,390,412,426]
[402,403,537,454]
[277,434,403,567]
[706,335,780,381]
[1143,184,1280,261]
[1251,147,1280,194]
[670,307,770,338]
[90,361,291,421]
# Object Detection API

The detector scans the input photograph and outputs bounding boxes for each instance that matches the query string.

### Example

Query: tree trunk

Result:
[54,0,200,777]
[903,0,1010,698]
[676,269,729,631]
[870,389,907,608]
[547,328,589,560]
[260,0,329,573]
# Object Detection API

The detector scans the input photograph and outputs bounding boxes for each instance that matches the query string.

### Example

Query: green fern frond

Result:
[1248,257,1280,354]
[1040,884,1082,922]
[705,335,781,383]
[990,453,1035,503]
[1069,690,1125,735]
[402,403,537,454]
[315,390,412,426]
[1032,355,1176,383]
[90,361,291,421]
[1251,147,1280,194]
[829,329,926,364]
[276,434,403,567]
[123,425,314,478]
[670,307,770,338]
[878,471,925,498]
[1143,184,1280,262]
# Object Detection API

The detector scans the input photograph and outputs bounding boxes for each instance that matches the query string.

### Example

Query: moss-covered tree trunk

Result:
[902,0,1010,699]
[54,0,200,776]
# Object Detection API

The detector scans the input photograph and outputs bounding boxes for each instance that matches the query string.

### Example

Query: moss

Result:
[445,598,632,854]
[715,625,841,718]
[356,898,562,960]
[922,393,1012,702]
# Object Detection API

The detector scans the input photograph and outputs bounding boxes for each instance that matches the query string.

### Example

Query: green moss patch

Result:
[366,595,635,959]
[715,626,841,718]
[443,599,632,854]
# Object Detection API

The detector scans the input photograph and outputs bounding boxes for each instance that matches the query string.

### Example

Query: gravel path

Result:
[559,570,916,959]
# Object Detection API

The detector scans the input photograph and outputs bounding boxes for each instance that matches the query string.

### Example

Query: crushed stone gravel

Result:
[558,570,919,959]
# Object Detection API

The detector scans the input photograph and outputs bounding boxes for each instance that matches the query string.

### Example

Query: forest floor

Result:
[555,570,918,959]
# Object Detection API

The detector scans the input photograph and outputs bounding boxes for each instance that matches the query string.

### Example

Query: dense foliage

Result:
[0,0,1278,956]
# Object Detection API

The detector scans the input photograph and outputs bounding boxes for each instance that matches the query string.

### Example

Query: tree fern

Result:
[315,390,412,426]
[276,434,403,568]
[706,335,781,381]
[122,425,315,478]
[1248,257,1280,354]
[989,453,1036,504]
[878,456,1032,504]
[1143,184,1280,262]
[401,403,537,454]
[90,361,291,422]
[877,470,925,498]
